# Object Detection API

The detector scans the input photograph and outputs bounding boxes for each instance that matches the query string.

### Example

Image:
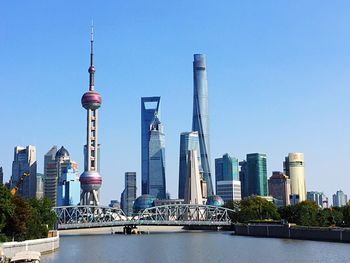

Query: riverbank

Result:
[235,223,350,243]
[0,232,59,258]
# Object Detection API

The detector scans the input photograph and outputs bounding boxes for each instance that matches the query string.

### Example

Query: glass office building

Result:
[11,145,37,199]
[215,154,241,202]
[141,96,161,195]
[192,54,213,196]
[178,131,201,199]
[239,160,249,198]
[333,190,348,207]
[57,164,80,206]
[121,172,137,216]
[148,114,166,199]
[215,154,239,182]
[246,153,268,196]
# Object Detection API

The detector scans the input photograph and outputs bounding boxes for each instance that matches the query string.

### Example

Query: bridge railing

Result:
[53,204,237,229]
[135,204,235,224]
[53,205,127,225]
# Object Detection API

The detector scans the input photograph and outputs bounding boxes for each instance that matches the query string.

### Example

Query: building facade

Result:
[36,173,44,199]
[268,171,291,207]
[141,96,161,196]
[216,181,242,202]
[284,153,306,202]
[333,190,348,207]
[0,167,3,185]
[192,54,213,197]
[148,113,166,199]
[44,146,79,206]
[120,172,137,216]
[57,164,80,206]
[178,131,201,199]
[239,160,249,198]
[215,154,241,202]
[11,145,37,199]
[109,200,120,209]
[246,153,268,196]
[307,191,328,208]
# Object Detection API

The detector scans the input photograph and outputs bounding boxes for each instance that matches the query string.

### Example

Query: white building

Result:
[285,153,306,202]
[216,180,241,202]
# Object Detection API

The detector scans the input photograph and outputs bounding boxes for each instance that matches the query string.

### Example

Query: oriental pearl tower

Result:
[80,27,102,205]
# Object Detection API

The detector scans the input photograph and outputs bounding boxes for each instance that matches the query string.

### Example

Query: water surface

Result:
[42,231,350,263]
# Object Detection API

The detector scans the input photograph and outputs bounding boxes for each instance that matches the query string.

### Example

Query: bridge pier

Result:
[123,225,139,235]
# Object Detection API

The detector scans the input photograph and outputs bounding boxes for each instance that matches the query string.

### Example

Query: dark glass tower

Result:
[141,97,162,196]
[148,113,166,199]
[121,172,137,216]
[246,153,268,196]
[192,54,213,196]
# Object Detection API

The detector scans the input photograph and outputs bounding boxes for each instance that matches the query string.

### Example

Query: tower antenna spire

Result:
[88,21,95,91]
[90,20,94,66]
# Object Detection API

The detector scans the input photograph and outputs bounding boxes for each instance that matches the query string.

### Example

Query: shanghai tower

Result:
[192,54,213,196]
[80,27,102,205]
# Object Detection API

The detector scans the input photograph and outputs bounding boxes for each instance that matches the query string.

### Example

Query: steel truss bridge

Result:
[53,204,236,230]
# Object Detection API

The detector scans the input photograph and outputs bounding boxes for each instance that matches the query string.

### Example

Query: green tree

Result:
[233,197,280,223]
[295,201,320,226]
[278,205,298,224]
[26,198,57,239]
[4,196,31,241]
[279,201,319,226]
[331,207,345,226]
[341,203,350,226]
[223,200,240,222]
[0,185,15,241]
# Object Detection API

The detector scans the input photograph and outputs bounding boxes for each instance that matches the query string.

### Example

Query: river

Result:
[42,231,350,263]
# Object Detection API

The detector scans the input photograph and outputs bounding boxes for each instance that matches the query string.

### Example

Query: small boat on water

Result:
[10,251,40,263]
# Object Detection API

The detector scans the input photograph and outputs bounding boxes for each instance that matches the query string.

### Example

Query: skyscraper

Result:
[246,153,268,196]
[120,172,137,216]
[333,190,348,207]
[148,113,166,199]
[141,96,161,195]
[307,191,328,208]
[284,153,306,202]
[57,164,80,206]
[192,54,213,196]
[215,154,241,202]
[178,131,201,199]
[36,173,44,199]
[215,154,239,182]
[239,160,249,198]
[44,146,78,206]
[80,27,102,206]
[268,171,291,206]
[44,146,58,204]
[0,167,3,185]
[11,145,37,199]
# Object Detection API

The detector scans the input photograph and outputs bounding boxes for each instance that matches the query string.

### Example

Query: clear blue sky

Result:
[1,1,350,205]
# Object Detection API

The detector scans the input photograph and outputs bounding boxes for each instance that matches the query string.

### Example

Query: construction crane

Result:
[10,172,30,196]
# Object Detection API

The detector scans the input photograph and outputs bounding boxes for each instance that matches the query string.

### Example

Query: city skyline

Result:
[1,1,350,204]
